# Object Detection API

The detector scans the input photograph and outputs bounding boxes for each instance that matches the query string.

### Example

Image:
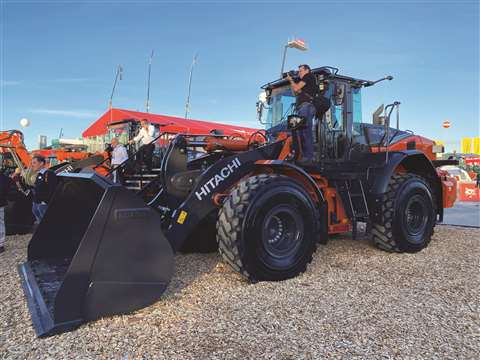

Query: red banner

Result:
[465,157,480,166]
[459,183,480,202]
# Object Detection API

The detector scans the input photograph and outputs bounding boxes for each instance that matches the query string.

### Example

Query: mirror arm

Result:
[363,75,394,87]
[256,101,267,125]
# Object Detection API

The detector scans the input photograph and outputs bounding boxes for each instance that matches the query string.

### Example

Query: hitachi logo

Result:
[195,157,241,201]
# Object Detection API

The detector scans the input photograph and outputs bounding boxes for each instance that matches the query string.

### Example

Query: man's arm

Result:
[286,74,306,94]
[147,125,155,137]
[132,128,144,143]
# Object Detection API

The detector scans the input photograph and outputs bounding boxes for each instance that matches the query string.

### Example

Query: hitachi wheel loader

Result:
[18,66,458,337]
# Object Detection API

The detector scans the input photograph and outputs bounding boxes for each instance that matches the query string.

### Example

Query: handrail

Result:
[381,101,401,165]
[100,131,173,175]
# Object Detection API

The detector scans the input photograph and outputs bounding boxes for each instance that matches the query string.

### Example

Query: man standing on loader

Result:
[31,155,58,223]
[129,119,155,171]
[110,137,128,183]
[285,64,318,165]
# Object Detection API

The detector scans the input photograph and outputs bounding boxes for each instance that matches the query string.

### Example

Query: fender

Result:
[164,141,284,251]
[253,160,325,202]
[253,160,329,244]
[368,150,443,221]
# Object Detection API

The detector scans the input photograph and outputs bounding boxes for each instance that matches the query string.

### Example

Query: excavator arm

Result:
[0,130,32,170]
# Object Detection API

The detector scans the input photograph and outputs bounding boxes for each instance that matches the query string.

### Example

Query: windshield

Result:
[107,124,130,144]
[262,86,296,129]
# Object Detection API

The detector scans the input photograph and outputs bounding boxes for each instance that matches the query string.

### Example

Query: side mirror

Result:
[256,101,266,124]
[258,91,267,104]
[256,91,268,124]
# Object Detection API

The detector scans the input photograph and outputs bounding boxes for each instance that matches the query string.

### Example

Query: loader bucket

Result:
[18,173,174,337]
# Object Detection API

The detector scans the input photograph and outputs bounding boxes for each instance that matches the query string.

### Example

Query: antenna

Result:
[145,50,154,113]
[109,64,123,123]
[109,65,123,110]
[59,128,63,139]
[184,53,198,119]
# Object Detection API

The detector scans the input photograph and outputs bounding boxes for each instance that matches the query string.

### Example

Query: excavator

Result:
[18,66,457,337]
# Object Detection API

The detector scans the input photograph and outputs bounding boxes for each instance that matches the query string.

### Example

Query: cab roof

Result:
[261,66,372,90]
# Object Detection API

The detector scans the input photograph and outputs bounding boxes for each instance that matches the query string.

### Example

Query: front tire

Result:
[217,174,320,282]
[371,173,436,253]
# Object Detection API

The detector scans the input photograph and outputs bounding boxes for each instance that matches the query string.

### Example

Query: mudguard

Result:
[367,150,443,222]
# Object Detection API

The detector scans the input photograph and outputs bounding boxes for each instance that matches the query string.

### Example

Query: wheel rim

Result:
[404,194,429,241]
[261,205,304,260]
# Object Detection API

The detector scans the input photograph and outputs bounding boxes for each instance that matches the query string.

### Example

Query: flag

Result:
[287,38,308,51]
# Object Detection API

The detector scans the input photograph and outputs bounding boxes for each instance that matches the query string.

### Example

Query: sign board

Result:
[38,135,47,149]
[459,183,480,202]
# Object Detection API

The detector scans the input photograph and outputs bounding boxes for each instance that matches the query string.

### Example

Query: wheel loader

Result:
[18,66,458,337]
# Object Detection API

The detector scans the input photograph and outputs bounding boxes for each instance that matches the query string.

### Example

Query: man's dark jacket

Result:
[33,169,58,204]
[0,172,12,208]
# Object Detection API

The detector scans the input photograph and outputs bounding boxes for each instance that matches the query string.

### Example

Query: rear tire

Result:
[371,173,436,253]
[217,174,319,282]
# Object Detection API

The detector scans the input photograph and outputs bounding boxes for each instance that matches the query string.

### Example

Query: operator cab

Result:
[257,66,405,164]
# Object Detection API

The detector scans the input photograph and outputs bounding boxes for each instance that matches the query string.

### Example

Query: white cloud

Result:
[1,78,94,87]
[29,109,100,119]
[0,80,21,86]
[43,78,92,83]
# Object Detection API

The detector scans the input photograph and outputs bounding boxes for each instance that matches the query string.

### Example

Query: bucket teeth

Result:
[18,172,174,337]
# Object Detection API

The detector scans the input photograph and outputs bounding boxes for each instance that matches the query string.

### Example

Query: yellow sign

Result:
[177,210,188,224]
[474,137,480,155]
[461,138,472,153]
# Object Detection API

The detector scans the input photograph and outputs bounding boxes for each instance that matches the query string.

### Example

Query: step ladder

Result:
[122,168,161,191]
[335,178,369,239]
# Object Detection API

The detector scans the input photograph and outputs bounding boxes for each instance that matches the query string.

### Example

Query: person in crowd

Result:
[285,64,318,165]
[129,119,155,171]
[110,137,128,183]
[0,169,13,253]
[31,155,58,224]
[11,167,26,194]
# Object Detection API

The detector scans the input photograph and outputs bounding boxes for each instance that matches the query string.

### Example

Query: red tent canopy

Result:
[82,108,258,138]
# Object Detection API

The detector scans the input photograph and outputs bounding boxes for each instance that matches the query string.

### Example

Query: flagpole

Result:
[145,50,154,113]
[280,38,308,77]
[184,53,198,119]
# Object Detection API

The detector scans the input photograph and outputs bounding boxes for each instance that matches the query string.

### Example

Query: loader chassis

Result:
[17,66,457,337]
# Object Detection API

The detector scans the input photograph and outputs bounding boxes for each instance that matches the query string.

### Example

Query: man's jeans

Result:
[297,102,316,160]
[32,202,48,224]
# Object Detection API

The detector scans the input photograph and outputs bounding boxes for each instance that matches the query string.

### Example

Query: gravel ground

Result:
[0,226,478,359]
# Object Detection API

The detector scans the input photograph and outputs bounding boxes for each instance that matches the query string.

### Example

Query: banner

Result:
[459,183,480,202]
[461,138,472,153]
[473,137,480,155]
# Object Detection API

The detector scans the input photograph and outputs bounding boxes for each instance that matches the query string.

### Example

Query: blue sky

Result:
[1,0,479,151]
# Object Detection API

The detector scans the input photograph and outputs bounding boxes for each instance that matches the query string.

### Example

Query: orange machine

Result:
[32,146,92,165]
[0,130,32,172]
[18,66,460,338]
